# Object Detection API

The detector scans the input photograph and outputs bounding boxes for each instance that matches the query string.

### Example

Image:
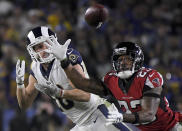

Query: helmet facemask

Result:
[113,50,136,79]
[27,35,56,63]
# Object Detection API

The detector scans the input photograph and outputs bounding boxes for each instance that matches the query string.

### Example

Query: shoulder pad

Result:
[145,69,163,88]
[67,47,82,65]
[104,71,117,82]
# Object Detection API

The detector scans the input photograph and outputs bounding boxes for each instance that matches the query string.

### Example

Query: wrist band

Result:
[61,58,70,69]
[132,112,139,124]
[17,84,25,88]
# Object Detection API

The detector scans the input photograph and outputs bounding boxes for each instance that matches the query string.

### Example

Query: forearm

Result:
[123,97,160,123]
[123,110,155,123]
[63,89,90,102]
[64,64,106,96]
[16,85,30,109]
[16,84,37,110]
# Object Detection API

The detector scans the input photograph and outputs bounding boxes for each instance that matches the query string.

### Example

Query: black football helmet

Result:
[26,26,57,63]
[112,42,144,79]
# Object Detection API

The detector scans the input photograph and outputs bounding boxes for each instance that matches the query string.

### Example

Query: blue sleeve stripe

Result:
[30,70,36,80]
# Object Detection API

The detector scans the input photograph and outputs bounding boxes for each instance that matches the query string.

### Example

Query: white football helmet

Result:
[26,26,57,63]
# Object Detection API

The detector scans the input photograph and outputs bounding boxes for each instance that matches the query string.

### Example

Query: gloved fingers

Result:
[16,59,20,72]
[21,60,25,75]
[63,39,71,48]
[108,111,120,116]
[106,118,116,121]
[107,115,117,119]
[52,37,60,46]
[44,39,54,49]
[16,59,25,76]
[105,122,114,126]
[46,38,54,47]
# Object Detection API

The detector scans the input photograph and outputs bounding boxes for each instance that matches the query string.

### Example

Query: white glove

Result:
[45,37,71,61]
[34,83,64,99]
[106,110,123,126]
[16,59,25,86]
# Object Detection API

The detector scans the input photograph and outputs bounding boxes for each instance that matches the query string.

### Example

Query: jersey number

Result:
[119,100,140,114]
[56,98,74,111]
[119,100,156,125]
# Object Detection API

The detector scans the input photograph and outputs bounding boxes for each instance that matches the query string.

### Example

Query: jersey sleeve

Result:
[29,61,36,79]
[104,72,111,85]
[104,71,116,87]
[67,44,83,65]
[145,70,163,89]
[30,69,35,78]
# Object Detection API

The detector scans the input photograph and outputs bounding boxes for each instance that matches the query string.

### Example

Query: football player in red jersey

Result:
[47,41,182,131]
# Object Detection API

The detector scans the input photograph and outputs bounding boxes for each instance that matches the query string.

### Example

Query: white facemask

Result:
[116,62,135,79]
[27,36,55,63]
[116,70,134,79]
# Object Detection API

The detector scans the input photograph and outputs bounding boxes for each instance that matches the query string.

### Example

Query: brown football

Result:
[85,4,109,28]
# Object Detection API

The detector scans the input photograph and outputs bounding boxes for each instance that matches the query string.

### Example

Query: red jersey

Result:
[104,67,180,131]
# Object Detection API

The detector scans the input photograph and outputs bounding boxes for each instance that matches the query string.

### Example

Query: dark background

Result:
[0,0,182,131]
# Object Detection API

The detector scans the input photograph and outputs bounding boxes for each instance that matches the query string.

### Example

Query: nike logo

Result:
[149,73,155,77]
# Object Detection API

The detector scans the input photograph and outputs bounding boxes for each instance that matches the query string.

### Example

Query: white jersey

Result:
[31,58,104,126]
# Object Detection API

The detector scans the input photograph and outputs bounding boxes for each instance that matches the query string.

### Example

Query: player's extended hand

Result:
[16,59,25,85]
[45,37,71,61]
[105,110,123,126]
[34,83,63,99]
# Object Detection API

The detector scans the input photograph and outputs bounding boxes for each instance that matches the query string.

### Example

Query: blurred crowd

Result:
[0,0,182,131]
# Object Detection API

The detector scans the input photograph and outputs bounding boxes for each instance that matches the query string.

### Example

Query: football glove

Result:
[34,83,64,99]
[16,59,25,86]
[45,37,71,61]
[106,110,123,126]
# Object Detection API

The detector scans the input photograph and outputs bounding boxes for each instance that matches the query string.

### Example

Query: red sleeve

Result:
[104,71,116,85]
[145,70,163,89]
[104,73,110,86]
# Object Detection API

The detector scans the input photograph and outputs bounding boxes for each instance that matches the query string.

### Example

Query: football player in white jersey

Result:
[16,26,134,131]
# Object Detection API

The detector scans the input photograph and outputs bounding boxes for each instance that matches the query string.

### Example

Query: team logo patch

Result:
[152,78,160,86]
[69,54,79,63]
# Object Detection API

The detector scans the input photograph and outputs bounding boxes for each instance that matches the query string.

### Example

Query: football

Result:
[85,4,109,28]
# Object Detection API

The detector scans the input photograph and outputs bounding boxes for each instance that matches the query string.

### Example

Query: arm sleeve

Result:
[143,70,163,92]
[67,44,83,65]
[29,69,37,80]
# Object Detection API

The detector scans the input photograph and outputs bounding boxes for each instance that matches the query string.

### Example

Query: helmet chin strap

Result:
[116,62,135,79]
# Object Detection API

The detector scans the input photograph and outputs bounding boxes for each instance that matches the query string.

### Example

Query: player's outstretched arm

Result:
[60,64,91,102]
[63,63,107,96]
[16,59,38,110]
[34,80,91,102]
[46,38,108,97]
